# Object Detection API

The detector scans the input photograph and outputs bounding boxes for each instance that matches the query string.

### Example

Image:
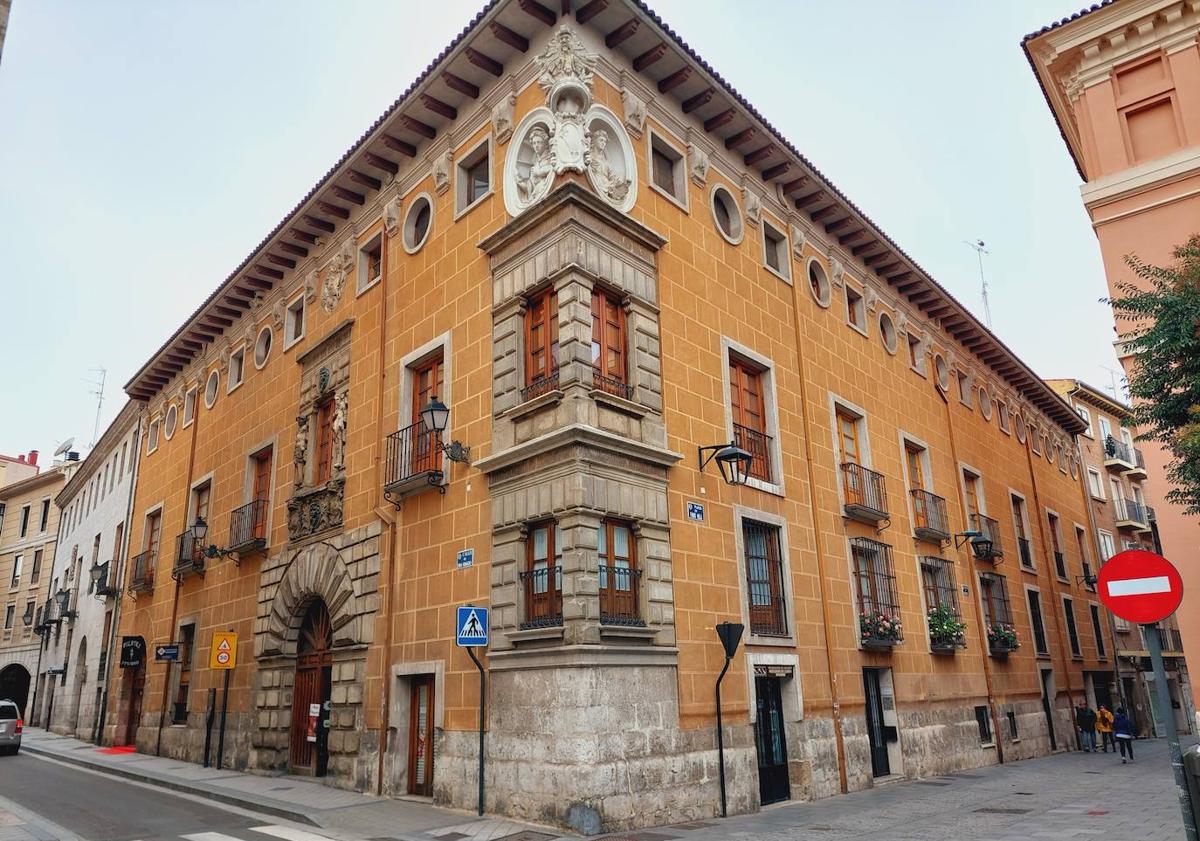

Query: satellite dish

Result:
[53,438,75,458]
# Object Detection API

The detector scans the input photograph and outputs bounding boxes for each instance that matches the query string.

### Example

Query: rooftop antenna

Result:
[1100,364,1125,400]
[964,239,993,329]
[87,367,106,449]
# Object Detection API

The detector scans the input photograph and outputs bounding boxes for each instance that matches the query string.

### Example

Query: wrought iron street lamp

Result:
[21,602,33,627]
[190,516,237,561]
[419,396,471,465]
[955,529,993,562]
[698,442,753,486]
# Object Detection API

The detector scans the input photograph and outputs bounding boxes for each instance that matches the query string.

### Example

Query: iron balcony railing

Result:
[384,421,443,491]
[1082,561,1096,591]
[841,462,889,521]
[173,532,205,580]
[1054,551,1067,580]
[520,369,560,402]
[734,422,773,483]
[1144,626,1186,654]
[1128,448,1147,475]
[598,565,644,626]
[969,513,1004,559]
[591,366,634,400]
[1104,435,1133,468]
[1147,504,1157,522]
[128,550,155,594]
[519,567,562,629]
[1017,537,1033,568]
[911,489,950,541]
[1121,498,1149,527]
[229,498,268,553]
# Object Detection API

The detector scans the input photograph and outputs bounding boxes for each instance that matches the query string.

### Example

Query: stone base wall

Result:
[147,710,257,769]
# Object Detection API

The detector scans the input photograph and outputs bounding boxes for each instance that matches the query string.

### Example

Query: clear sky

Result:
[0,0,1120,463]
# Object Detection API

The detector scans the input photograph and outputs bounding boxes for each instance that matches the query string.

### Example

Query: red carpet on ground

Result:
[96,745,136,755]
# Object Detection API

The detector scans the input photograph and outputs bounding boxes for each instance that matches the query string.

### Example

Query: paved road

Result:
[0,753,336,841]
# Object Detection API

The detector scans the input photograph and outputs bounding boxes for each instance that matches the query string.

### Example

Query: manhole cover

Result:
[974,807,1032,815]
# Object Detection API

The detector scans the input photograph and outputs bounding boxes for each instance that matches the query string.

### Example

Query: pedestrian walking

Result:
[1096,704,1115,753]
[1075,700,1097,752]
[1113,708,1135,763]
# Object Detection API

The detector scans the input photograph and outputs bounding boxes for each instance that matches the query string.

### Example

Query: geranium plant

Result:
[927,603,966,648]
[860,610,903,643]
[987,622,1019,651]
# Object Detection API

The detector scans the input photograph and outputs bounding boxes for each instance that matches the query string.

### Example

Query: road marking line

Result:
[1107,576,1171,597]
[182,834,247,841]
[250,826,336,841]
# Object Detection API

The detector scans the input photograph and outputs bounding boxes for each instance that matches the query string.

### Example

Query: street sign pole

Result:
[455,606,488,816]
[1145,624,1197,841]
[216,668,230,770]
[466,645,485,817]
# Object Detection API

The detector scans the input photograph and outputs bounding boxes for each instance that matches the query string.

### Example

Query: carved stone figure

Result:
[864,288,879,313]
[492,93,516,144]
[550,88,587,173]
[536,26,596,93]
[587,128,630,203]
[790,224,807,260]
[321,241,355,313]
[830,258,845,287]
[621,87,646,135]
[743,189,762,226]
[293,414,309,489]
[331,390,348,472]
[516,124,556,206]
[219,345,231,374]
[433,150,452,194]
[384,196,401,237]
[688,143,709,186]
[272,299,285,333]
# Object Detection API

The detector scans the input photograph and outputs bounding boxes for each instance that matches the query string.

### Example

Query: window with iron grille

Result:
[743,520,787,636]
[979,573,1013,627]
[1027,589,1049,655]
[1063,597,1081,657]
[852,538,901,642]
[921,557,964,648]
[1090,604,1106,659]
[975,705,992,744]
[730,357,772,483]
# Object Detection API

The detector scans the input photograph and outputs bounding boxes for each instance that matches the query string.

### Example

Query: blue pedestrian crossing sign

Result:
[456,605,489,647]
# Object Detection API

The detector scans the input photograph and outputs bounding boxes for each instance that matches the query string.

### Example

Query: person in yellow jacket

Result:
[1096,704,1116,753]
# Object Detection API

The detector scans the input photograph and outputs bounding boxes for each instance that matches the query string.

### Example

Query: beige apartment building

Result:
[0,451,39,490]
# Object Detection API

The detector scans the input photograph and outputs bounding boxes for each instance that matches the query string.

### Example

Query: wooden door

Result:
[124,665,144,746]
[251,448,272,540]
[290,601,333,775]
[411,355,444,474]
[408,675,435,796]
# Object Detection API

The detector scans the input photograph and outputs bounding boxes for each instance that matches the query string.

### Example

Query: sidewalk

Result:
[18,729,568,841]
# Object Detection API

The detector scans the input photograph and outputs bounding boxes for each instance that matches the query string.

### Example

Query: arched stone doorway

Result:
[289,599,332,776]
[71,638,88,736]
[0,665,31,716]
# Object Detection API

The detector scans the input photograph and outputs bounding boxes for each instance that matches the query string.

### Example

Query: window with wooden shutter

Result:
[316,398,335,484]
[591,286,627,395]
[412,353,444,475]
[730,357,771,482]
[524,287,559,397]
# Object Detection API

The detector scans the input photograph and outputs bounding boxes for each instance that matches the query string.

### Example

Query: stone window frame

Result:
[1023,582,1051,658]
[878,309,898,355]
[1088,600,1107,660]
[709,182,743,245]
[454,134,493,220]
[744,651,803,724]
[906,332,926,377]
[1009,487,1035,571]
[204,368,220,410]
[646,126,688,212]
[284,289,306,352]
[843,279,868,337]
[721,337,785,497]
[254,324,273,371]
[357,232,384,296]
[398,331,454,490]
[141,501,165,559]
[146,416,161,455]
[916,554,961,652]
[1060,593,1083,660]
[183,384,198,429]
[760,215,791,284]
[243,437,277,545]
[828,393,875,510]
[958,461,989,522]
[897,429,935,539]
[227,343,246,395]
[168,615,198,725]
[163,404,178,441]
[732,506,796,647]
[403,192,434,255]
[806,257,832,308]
[388,659,446,793]
[1045,506,1069,583]
[956,368,974,409]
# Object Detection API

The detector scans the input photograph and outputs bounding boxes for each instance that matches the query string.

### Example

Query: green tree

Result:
[1108,234,1200,514]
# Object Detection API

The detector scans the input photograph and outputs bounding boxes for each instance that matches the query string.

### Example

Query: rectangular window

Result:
[762,221,789,280]
[1048,513,1066,580]
[18,506,29,538]
[1027,589,1049,655]
[456,141,491,212]
[30,549,41,584]
[285,294,305,347]
[1087,468,1104,499]
[1012,495,1032,569]
[39,500,50,533]
[907,333,924,373]
[183,386,197,427]
[1099,416,1113,443]
[979,573,1013,627]
[743,520,787,636]
[836,407,862,466]
[1075,404,1093,437]
[227,346,245,391]
[975,705,992,744]
[851,538,900,637]
[649,131,685,205]
[729,357,771,482]
[523,521,563,628]
[1090,604,1107,658]
[905,443,926,491]
[598,519,639,625]
[3,605,12,631]
[957,371,972,406]
[1063,597,1081,657]
[1097,530,1116,561]
[997,402,1010,434]
[591,286,627,392]
[10,555,20,588]
[316,398,335,485]
[359,235,383,293]
[148,419,160,453]
[412,353,445,475]
[845,285,866,332]
[1077,527,1094,591]
[172,624,196,724]
[921,556,961,648]
[146,511,162,559]
[963,469,982,519]
[524,286,559,396]
[1008,710,1019,740]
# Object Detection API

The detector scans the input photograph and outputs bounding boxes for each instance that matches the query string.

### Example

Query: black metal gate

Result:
[863,668,890,777]
[1040,668,1057,751]
[754,675,790,805]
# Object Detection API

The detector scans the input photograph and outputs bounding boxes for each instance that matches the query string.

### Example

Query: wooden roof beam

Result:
[725,127,755,150]
[279,241,309,257]
[253,265,285,280]
[268,254,297,270]
[780,176,809,194]
[347,170,381,192]
[421,93,457,120]
[682,87,715,114]
[605,18,639,48]
[317,201,350,220]
[761,162,790,181]
[810,204,839,222]
[657,67,691,94]
[490,22,530,52]
[465,46,503,77]
[704,108,736,132]
[383,134,417,157]
[441,71,479,99]
[518,0,556,26]
[302,215,335,233]
[575,0,608,24]
[399,115,436,140]
[633,43,667,71]
[743,144,775,166]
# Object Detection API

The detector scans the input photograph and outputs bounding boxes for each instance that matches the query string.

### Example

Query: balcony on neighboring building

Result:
[94,560,120,598]
[841,462,889,525]
[1104,435,1136,472]
[172,532,205,582]
[911,489,950,542]
[598,566,644,627]
[1017,537,1034,568]
[734,422,773,484]
[383,421,444,502]
[1137,626,1186,656]
[519,567,562,630]
[1125,448,1148,481]
[228,498,268,555]
[1115,498,1150,531]
[969,513,1005,561]
[127,551,155,594]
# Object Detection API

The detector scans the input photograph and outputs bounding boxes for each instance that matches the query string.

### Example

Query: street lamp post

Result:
[714,621,744,818]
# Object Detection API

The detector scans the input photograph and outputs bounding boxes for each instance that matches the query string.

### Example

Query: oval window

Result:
[404,194,433,253]
[978,386,993,420]
[710,185,743,244]
[934,354,950,392]
[808,260,831,308]
[164,404,178,440]
[879,311,898,355]
[204,369,219,409]
[254,325,273,370]
[1014,414,1027,443]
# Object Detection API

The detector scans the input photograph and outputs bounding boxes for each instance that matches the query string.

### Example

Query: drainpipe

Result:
[786,260,847,793]
[939,388,1003,763]
[96,414,143,744]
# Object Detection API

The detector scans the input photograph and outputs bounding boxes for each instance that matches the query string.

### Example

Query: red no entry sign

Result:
[1097,549,1184,624]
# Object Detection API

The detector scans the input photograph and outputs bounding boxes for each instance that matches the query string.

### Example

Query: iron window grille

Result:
[733,423,773,483]
[743,520,788,636]
[852,537,901,646]
[841,462,889,520]
[979,572,1017,654]
[921,556,965,650]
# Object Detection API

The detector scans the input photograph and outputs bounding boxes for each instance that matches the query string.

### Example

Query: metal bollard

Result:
[1184,745,1200,829]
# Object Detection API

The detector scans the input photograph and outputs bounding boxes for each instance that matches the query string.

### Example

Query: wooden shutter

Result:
[525,288,558,385]
[316,399,335,484]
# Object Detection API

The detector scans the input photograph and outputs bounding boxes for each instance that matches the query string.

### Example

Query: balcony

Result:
[520,369,560,403]
[172,533,205,582]
[1125,448,1148,481]
[969,514,1004,561]
[911,489,950,542]
[1104,436,1136,472]
[599,566,644,627]
[1144,626,1186,655]
[841,462,889,524]
[383,421,443,502]
[228,498,268,554]
[1017,537,1034,569]
[1115,498,1150,531]
[127,551,155,594]
[734,422,773,484]
[591,366,634,401]
[519,567,562,630]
